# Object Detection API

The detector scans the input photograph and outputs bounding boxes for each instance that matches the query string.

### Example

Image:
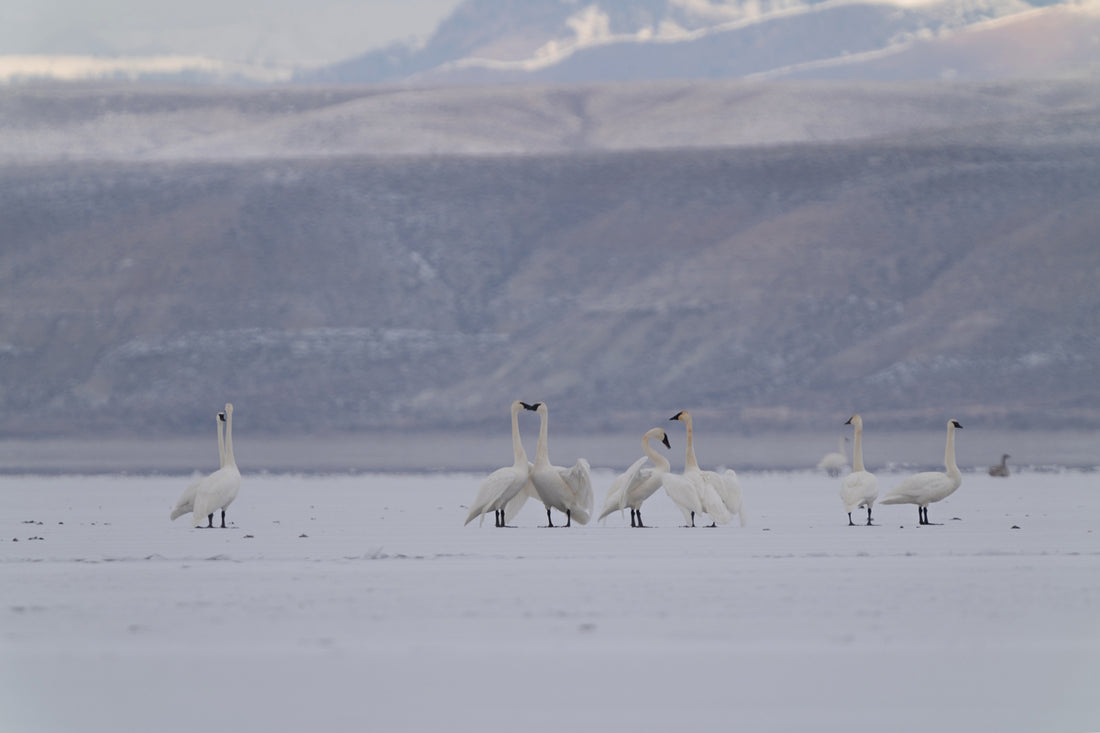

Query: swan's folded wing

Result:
[615,456,649,511]
[465,466,514,525]
[503,478,537,524]
[170,475,201,520]
[700,474,732,525]
[881,472,949,504]
[559,458,593,524]
[721,469,746,526]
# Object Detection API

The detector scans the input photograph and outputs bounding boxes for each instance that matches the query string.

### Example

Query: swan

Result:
[170,410,225,521]
[666,411,732,527]
[989,454,1010,477]
[464,400,535,527]
[598,427,671,527]
[839,414,878,526]
[191,402,242,528]
[880,419,963,525]
[523,402,593,527]
[817,437,849,477]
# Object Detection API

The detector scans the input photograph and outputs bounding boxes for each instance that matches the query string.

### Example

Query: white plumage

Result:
[465,400,534,527]
[839,414,878,526]
[598,427,671,527]
[666,410,733,527]
[880,419,963,525]
[525,402,593,527]
[191,402,242,529]
[817,436,849,477]
[170,409,225,521]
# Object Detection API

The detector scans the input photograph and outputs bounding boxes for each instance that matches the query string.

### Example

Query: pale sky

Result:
[0,0,465,69]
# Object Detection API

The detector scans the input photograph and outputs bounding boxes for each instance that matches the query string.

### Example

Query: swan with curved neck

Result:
[598,427,671,527]
[666,411,735,527]
[840,414,878,526]
[818,436,849,477]
[880,419,963,525]
[171,410,227,521]
[465,400,534,527]
[192,402,242,529]
[523,402,593,527]
[989,454,1010,477]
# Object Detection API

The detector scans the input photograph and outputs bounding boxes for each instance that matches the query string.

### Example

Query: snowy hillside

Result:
[1,79,1098,438]
[308,0,1100,84]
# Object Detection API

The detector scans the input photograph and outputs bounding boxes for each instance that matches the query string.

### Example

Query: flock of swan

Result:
[465,402,966,529]
[167,400,966,530]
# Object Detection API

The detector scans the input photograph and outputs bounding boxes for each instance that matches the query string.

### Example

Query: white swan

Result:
[191,402,242,528]
[598,427,671,527]
[988,454,1010,477]
[839,414,878,526]
[464,400,535,527]
[524,402,593,527]
[880,419,963,525]
[171,410,225,521]
[666,410,732,527]
[817,436,849,477]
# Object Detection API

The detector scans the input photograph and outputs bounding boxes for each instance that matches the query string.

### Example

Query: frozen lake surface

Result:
[2,468,1098,732]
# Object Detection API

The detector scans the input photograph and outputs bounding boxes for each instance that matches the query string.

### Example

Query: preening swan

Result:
[989,454,1010,477]
[666,411,733,527]
[524,402,593,527]
[817,437,849,477]
[598,427,671,527]
[839,414,878,526]
[191,403,242,528]
[465,400,535,527]
[170,410,225,521]
[880,419,963,525]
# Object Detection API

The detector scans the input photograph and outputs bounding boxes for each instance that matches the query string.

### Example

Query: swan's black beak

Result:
[844,416,853,425]
[661,434,671,450]
[669,411,684,421]
[952,420,964,429]
[521,402,541,411]
[218,412,226,422]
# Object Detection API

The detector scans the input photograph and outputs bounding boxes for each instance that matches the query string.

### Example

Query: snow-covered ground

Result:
[2,468,1098,732]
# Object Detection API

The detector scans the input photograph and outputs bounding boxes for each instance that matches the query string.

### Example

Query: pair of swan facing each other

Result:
[465,401,593,528]
[170,403,242,529]
[839,416,963,527]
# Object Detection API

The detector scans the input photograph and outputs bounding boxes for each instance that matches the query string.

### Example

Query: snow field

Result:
[2,469,1098,732]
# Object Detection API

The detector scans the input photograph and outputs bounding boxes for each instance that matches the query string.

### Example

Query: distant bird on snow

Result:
[817,436,849,477]
[989,454,1010,477]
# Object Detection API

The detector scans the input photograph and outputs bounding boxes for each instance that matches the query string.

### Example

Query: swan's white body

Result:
[171,411,225,521]
[667,411,732,527]
[191,403,242,528]
[839,414,878,525]
[880,419,963,524]
[707,469,746,527]
[526,402,593,527]
[598,428,670,526]
[818,437,849,477]
[465,401,534,527]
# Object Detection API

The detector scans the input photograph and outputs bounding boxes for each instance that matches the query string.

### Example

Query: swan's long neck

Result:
[534,407,549,466]
[217,416,226,468]
[510,405,527,466]
[683,414,699,472]
[644,435,671,473]
[852,424,865,473]
[944,424,959,478]
[224,410,236,468]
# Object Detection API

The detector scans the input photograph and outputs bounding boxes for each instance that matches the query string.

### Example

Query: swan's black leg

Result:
[919,507,927,525]
[690,511,696,528]
[630,509,636,528]
[546,507,554,528]
[220,510,227,529]
[866,506,873,526]
[206,513,214,528]
[848,512,855,526]
[566,509,572,528]
[637,509,645,528]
